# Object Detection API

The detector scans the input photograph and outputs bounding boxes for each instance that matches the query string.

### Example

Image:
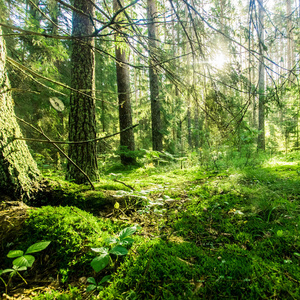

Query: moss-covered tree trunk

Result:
[0,27,40,199]
[67,0,98,183]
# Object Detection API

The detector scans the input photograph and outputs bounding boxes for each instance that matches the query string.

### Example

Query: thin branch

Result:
[7,56,112,104]
[55,0,105,25]
[0,22,73,40]
[15,117,95,190]
[93,0,140,36]
[14,124,139,144]
[28,0,68,36]
[181,0,290,74]
[113,179,135,190]
[169,0,194,53]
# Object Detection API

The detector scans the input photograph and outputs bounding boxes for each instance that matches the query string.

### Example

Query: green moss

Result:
[5,153,298,299]
[10,206,122,280]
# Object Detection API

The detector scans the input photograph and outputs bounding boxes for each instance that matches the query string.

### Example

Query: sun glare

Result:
[210,53,227,69]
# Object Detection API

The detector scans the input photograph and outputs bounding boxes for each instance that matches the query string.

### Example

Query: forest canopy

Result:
[0,0,299,171]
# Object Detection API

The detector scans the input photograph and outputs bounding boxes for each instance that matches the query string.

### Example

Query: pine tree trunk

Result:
[0,27,40,199]
[147,0,163,151]
[257,0,265,151]
[114,0,136,165]
[67,0,98,183]
[286,0,294,81]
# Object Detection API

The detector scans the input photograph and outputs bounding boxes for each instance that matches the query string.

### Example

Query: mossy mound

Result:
[0,205,126,296]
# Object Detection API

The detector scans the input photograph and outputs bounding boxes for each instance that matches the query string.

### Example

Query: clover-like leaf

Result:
[25,241,51,254]
[13,255,35,268]
[119,226,137,239]
[99,275,111,285]
[105,237,119,245]
[87,277,97,285]
[13,266,27,272]
[119,237,134,246]
[91,254,109,273]
[86,284,97,292]
[91,247,109,255]
[109,245,128,256]
[0,269,14,274]
[7,250,24,258]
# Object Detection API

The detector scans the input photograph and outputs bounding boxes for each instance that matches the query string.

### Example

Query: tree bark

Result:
[0,27,40,199]
[257,0,265,151]
[147,0,163,151]
[113,0,136,165]
[286,0,295,83]
[67,0,98,183]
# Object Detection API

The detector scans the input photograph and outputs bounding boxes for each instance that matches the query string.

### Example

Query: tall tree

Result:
[0,27,40,199]
[113,0,136,165]
[257,0,265,150]
[147,0,163,151]
[67,0,98,183]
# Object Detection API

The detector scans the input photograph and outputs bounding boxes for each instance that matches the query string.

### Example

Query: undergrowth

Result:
[1,151,299,299]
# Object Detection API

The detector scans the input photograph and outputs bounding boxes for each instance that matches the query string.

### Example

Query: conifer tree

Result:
[67,0,98,183]
[147,0,163,151]
[113,0,136,165]
[257,0,265,150]
[0,27,40,199]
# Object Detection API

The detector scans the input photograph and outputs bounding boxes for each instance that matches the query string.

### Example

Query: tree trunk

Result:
[187,97,192,148]
[257,0,265,151]
[0,27,40,200]
[147,0,163,151]
[286,0,295,83]
[114,0,136,165]
[67,0,98,183]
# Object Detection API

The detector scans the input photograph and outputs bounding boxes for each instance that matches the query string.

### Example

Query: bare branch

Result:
[14,124,139,145]
[16,117,95,190]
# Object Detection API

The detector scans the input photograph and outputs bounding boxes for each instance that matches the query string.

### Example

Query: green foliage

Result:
[32,286,82,300]
[90,226,139,273]
[6,241,51,268]
[32,179,112,211]
[2,150,300,299]
[96,158,300,299]
[116,147,146,160]
[0,242,51,294]
[15,206,120,281]
[86,275,111,292]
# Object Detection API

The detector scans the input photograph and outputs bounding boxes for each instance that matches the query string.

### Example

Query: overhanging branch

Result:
[14,124,139,144]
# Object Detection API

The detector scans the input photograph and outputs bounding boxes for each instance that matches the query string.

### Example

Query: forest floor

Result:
[0,152,300,299]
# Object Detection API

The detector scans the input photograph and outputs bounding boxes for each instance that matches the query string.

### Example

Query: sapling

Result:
[90,226,139,272]
[87,226,139,294]
[0,241,51,294]
[86,275,111,292]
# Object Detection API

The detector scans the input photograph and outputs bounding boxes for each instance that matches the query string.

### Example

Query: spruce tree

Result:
[67,0,98,183]
[0,27,40,200]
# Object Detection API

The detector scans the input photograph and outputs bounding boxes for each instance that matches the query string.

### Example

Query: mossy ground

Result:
[1,152,299,299]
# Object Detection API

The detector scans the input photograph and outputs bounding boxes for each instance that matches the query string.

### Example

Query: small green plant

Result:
[87,226,139,295]
[0,241,51,294]
[86,275,111,292]
[90,226,139,273]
